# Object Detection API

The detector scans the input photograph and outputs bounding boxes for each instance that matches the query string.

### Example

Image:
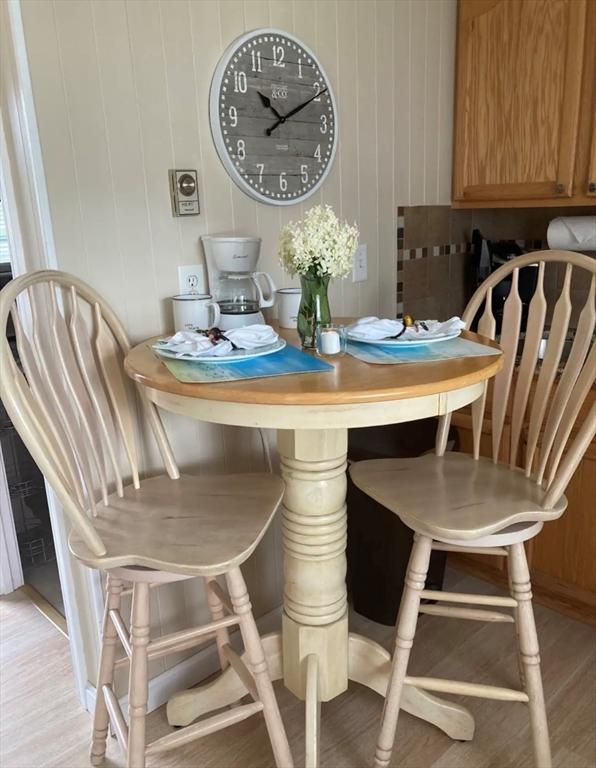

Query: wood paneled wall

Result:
[18,0,456,681]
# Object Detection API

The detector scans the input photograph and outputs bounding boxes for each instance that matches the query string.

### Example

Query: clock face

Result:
[209,28,337,206]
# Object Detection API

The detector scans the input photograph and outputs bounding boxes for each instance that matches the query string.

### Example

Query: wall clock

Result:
[209,28,338,206]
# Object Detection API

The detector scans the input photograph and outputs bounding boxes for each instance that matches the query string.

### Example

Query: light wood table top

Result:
[125,326,502,408]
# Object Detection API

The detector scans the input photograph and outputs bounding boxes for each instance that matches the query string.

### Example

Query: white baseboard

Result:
[85,606,282,715]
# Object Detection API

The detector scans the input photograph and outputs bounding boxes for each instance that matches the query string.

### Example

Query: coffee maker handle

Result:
[207,301,221,328]
[251,272,276,309]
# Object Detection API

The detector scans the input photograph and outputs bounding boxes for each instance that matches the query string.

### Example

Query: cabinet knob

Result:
[555,183,565,195]
[589,182,596,193]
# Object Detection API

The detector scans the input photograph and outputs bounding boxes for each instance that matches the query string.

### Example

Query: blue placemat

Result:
[159,344,334,383]
[347,337,501,365]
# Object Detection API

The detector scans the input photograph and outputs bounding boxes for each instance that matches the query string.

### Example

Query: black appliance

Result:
[470,229,540,334]
[0,262,63,611]
[347,419,447,626]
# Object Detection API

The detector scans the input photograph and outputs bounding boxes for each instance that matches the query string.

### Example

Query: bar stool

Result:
[0,270,293,768]
[349,250,595,768]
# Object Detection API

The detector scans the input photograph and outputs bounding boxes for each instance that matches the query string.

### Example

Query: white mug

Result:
[276,287,302,329]
[172,293,220,332]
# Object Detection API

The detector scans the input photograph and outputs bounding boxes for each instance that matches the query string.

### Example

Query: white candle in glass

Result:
[321,329,341,355]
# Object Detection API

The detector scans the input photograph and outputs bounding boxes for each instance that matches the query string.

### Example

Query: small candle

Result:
[320,329,341,355]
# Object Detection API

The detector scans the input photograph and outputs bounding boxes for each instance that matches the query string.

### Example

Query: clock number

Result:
[234,70,247,93]
[313,81,321,102]
[251,50,262,72]
[320,114,328,134]
[279,171,287,191]
[314,144,322,163]
[256,163,264,184]
[228,106,238,128]
[300,164,309,184]
[272,45,285,67]
[237,139,246,160]
[298,57,303,79]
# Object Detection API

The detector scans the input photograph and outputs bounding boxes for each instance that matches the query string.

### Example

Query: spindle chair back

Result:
[349,250,595,768]
[0,270,179,557]
[441,249,595,513]
[0,270,294,768]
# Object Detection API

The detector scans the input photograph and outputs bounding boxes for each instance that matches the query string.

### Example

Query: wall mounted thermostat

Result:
[169,169,200,216]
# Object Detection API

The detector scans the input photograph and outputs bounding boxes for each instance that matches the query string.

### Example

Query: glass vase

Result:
[297,273,331,350]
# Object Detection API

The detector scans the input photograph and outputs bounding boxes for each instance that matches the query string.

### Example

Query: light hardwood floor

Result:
[1,569,594,768]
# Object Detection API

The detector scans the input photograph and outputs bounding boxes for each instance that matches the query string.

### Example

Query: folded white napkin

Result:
[157,331,233,358]
[347,316,466,342]
[157,325,279,358]
[225,324,279,349]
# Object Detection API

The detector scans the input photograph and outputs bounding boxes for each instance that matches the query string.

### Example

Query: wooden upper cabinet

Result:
[453,0,594,207]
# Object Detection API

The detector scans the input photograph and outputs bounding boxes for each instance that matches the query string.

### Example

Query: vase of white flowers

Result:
[278,205,359,349]
[296,272,331,348]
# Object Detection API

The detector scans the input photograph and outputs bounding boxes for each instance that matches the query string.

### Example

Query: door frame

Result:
[0,0,103,707]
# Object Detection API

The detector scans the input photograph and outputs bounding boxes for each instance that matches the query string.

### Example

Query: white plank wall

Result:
[18,0,456,683]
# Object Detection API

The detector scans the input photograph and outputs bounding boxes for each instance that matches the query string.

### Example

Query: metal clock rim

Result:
[209,27,339,207]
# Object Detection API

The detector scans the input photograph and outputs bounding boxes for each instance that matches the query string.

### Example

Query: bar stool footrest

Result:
[420,589,517,608]
[404,676,529,702]
[418,605,515,623]
[145,701,264,755]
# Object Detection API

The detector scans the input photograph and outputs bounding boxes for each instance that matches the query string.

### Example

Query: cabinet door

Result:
[453,0,587,203]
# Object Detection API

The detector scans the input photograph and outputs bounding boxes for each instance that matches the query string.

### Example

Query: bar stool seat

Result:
[349,452,566,543]
[69,471,284,575]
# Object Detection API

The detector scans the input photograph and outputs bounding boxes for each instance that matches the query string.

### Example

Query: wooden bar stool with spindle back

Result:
[0,270,293,768]
[349,250,596,768]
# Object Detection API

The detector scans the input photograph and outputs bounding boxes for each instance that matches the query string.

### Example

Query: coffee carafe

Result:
[202,235,276,330]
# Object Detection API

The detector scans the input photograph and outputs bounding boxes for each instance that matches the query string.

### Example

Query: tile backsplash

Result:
[397,205,595,324]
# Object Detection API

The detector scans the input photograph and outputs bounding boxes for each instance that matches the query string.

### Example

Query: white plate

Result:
[347,330,462,347]
[152,338,286,363]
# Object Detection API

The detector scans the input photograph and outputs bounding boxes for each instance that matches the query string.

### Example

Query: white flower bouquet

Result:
[278,205,359,278]
[277,205,359,349]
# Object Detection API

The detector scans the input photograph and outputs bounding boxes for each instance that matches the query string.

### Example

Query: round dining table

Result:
[125,326,502,767]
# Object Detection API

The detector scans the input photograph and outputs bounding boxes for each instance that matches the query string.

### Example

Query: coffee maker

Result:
[202,235,276,330]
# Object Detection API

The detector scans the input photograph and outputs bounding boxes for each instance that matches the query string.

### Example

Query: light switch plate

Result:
[352,244,368,283]
[169,169,200,216]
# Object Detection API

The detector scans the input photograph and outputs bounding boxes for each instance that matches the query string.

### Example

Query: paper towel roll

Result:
[547,216,596,252]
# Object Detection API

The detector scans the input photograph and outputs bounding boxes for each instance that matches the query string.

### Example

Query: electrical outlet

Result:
[352,244,368,283]
[178,265,202,294]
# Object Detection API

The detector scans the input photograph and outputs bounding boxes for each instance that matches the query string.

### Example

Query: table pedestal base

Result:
[166,631,474,762]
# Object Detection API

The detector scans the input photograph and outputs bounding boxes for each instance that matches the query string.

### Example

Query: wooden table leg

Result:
[167,632,282,726]
[347,634,475,741]
[278,429,349,702]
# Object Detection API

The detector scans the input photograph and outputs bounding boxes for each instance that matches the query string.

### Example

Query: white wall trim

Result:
[0,0,90,705]
[0,0,58,276]
[45,488,96,706]
[84,607,282,715]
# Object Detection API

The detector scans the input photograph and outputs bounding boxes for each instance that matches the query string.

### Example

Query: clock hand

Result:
[266,87,328,136]
[257,90,284,121]
[285,87,328,119]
